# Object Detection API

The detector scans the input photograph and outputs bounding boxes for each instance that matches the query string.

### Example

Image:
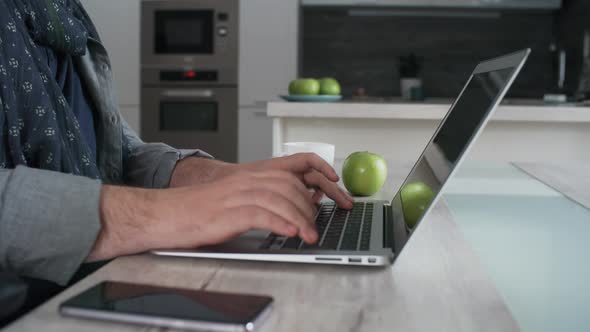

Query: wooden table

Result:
[6,162,589,332]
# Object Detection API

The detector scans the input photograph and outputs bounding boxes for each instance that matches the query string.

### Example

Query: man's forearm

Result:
[169,157,237,188]
[90,158,236,261]
[87,185,160,262]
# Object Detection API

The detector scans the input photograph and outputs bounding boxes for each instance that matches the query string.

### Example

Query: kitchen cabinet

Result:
[238,0,299,106]
[238,105,274,163]
[238,0,299,162]
[79,0,141,132]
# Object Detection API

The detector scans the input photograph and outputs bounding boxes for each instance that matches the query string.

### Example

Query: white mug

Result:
[282,142,335,166]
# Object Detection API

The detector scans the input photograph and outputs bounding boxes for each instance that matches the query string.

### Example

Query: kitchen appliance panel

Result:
[141,67,237,86]
[141,86,238,162]
[141,0,238,71]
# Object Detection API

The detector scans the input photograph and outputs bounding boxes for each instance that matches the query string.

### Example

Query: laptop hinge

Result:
[383,204,394,250]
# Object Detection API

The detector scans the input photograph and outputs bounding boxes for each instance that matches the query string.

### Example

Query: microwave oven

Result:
[141,0,238,84]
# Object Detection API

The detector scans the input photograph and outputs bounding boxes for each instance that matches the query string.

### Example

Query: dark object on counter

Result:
[399,54,422,78]
[399,54,424,100]
[410,86,426,101]
[576,30,590,101]
[544,42,568,103]
[353,87,368,98]
[549,42,567,93]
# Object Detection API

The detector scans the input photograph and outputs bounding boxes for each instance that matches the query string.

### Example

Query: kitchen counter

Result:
[268,100,590,123]
[267,101,590,163]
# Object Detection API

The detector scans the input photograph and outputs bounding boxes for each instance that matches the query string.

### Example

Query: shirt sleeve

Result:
[121,118,213,188]
[0,166,102,286]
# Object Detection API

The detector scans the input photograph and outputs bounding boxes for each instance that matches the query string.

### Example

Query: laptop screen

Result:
[389,65,519,254]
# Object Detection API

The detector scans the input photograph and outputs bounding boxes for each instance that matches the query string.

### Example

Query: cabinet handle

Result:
[162,89,214,98]
[240,101,268,109]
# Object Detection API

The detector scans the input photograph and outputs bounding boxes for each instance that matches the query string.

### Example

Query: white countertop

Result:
[267,101,590,123]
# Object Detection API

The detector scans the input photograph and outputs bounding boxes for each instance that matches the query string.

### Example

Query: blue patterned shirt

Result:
[40,45,98,162]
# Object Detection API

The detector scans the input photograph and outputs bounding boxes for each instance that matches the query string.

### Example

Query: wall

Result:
[79,0,141,133]
[301,7,557,99]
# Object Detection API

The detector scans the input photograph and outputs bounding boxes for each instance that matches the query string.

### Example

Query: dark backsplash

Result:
[301,3,588,99]
[559,0,590,96]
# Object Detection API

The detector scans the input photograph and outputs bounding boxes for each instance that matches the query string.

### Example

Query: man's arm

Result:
[0,167,102,286]
[119,113,355,207]
[121,119,213,188]
[87,169,323,263]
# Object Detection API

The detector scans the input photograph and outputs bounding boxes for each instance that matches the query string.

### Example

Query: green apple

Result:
[318,77,341,95]
[288,78,320,96]
[342,152,387,197]
[400,182,435,229]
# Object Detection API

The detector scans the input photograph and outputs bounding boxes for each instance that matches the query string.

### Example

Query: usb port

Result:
[368,258,377,263]
[349,258,362,263]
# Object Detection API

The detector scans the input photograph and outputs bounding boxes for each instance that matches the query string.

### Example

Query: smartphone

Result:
[59,281,273,332]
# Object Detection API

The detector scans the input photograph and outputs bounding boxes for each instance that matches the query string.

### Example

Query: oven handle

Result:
[161,89,215,98]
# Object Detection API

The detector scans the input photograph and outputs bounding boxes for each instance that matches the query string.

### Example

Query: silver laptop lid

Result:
[389,49,531,255]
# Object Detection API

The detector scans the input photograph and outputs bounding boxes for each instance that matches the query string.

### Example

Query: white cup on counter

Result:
[281,142,335,166]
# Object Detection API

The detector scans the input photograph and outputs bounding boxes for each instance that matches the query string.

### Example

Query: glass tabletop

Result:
[443,163,590,332]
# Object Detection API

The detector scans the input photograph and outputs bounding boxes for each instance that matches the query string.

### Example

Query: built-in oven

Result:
[141,0,238,83]
[141,84,237,162]
[140,0,239,162]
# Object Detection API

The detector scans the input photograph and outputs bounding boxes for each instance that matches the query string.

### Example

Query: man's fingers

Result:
[304,171,353,209]
[254,177,316,221]
[297,153,340,182]
[241,207,299,238]
[312,190,324,204]
[292,154,354,206]
[241,190,318,243]
[273,153,339,182]
[251,171,315,210]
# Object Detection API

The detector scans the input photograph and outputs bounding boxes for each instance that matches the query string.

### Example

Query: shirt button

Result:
[109,114,117,124]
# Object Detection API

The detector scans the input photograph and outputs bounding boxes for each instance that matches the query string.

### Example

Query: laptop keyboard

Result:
[260,202,374,251]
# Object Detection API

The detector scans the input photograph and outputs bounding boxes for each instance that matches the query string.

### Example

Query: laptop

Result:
[153,49,531,266]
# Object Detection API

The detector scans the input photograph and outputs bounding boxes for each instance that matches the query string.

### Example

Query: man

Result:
[0,0,352,300]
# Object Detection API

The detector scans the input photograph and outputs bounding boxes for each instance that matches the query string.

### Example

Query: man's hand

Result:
[88,169,324,262]
[87,153,354,262]
[170,153,353,209]
[242,153,353,209]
